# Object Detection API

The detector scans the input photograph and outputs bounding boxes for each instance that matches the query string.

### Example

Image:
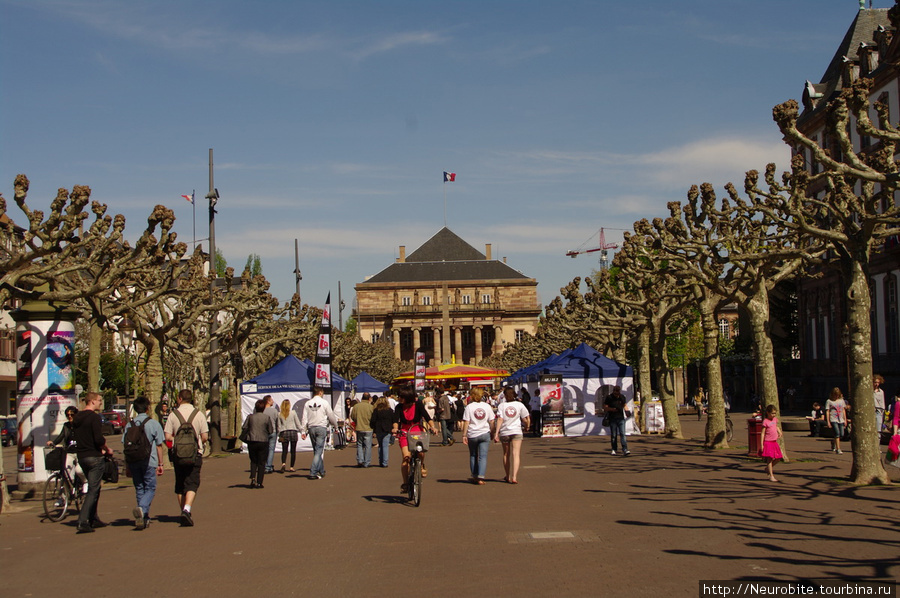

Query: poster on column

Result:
[539,374,565,438]
[16,321,78,478]
[414,350,426,392]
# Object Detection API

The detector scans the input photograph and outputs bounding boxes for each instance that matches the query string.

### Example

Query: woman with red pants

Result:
[391,386,436,493]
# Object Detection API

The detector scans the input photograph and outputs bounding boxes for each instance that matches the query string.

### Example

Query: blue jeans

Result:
[308,426,327,476]
[129,459,157,518]
[440,419,454,444]
[610,418,628,452]
[356,431,373,467]
[265,432,277,471]
[77,455,106,529]
[375,431,391,467]
[467,433,491,479]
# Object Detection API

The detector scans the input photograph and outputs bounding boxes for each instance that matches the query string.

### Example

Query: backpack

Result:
[172,408,200,465]
[123,417,152,463]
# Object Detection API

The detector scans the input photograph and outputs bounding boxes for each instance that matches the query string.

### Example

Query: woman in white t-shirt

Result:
[825,387,848,454]
[461,387,496,485]
[493,387,530,484]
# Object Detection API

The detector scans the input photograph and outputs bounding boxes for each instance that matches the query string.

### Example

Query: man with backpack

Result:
[163,389,209,527]
[122,396,165,530]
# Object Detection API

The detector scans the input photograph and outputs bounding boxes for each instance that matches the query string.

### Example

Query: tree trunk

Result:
[698,291,727,448]
[144,336,165,421]
[635,326,653,432]
[651,323,682,439]
[87,322,103,393]
[842,257,889,485]
[745,283,789,461]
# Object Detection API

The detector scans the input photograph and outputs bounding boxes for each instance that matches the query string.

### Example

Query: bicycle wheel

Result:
[43,472,69,522]
[725,418,734,443]
[411,455,422,507]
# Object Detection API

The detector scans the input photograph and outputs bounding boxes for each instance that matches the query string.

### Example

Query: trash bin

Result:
[747,418,763,456]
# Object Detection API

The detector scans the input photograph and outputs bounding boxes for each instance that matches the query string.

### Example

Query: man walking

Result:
[123,396,165,530]
[300,386,338,479]
[603,386,630,456]
[438,390,455,445]
[350,393,375,467]
[73,391,113,534]
[263,395,278,474]
[164,389,209,527]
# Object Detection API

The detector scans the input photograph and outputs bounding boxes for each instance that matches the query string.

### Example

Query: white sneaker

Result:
[837,450,843,455]
[610,450,617,455]
[624,450,631,456]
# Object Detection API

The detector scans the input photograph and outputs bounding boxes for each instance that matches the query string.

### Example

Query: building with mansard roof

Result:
[354,227,541,365]
[793,6,900,403]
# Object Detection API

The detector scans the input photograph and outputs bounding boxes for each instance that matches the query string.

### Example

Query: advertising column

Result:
[11,300,80,488]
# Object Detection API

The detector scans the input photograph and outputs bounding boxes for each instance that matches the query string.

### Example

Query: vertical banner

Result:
[314,293,334,410]
[16,320,78,481]
[414,349,426,393]
[539,374,565,438]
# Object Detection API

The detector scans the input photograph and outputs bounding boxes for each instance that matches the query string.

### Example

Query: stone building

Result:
[793,6,900,401]
[354,227,542,365]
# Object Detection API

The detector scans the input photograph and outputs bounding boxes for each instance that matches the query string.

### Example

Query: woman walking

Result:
[461,387,496,485]
[494,387,530,484]
[242,399,273,488]
[825,387,848,454]
[371,397,395,468]
[276,399,301,472]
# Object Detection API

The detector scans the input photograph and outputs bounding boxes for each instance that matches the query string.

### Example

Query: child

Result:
[759,405,784,482]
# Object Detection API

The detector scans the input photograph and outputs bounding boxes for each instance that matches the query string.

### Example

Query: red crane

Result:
[566,228,620,270]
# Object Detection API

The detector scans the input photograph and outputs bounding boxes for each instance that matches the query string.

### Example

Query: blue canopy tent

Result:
[351,371,390,393]
[507,343,635,436]
[239,355,351,451]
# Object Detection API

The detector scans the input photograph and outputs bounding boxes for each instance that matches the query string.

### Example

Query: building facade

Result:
[794,7,900,402]
[354,228,542,365]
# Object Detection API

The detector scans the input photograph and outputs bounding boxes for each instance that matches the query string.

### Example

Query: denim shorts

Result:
[830,422,845,438]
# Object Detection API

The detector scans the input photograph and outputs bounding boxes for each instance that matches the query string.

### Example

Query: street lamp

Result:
[119,317,136,413]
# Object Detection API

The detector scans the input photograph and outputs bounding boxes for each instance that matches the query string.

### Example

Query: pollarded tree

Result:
[751,76,900,484]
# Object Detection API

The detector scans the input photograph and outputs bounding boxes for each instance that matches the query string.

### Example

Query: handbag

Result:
[102,455,119,483]
[601,415,610,427]
[239,427,251,444]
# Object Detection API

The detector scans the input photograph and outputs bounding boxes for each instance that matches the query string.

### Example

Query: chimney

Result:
[503,257,507,264]
[398,245,406,263]
[485,244,492,260]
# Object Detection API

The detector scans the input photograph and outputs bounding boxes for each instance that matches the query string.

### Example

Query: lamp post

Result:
[119,317,136,416]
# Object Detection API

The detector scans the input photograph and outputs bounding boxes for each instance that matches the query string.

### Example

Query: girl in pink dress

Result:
[758,405,784,482]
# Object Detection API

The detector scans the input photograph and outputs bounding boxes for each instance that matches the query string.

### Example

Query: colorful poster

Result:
[47,330,74,393]
[314,293,334,409]
[16,328,32,393]
[414,350,426,392]
[539,374,565,437]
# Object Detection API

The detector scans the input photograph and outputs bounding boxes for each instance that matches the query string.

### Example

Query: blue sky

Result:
[0,0,876,317]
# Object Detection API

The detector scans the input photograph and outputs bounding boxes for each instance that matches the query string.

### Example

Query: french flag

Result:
[443,171,456,183]
[181,193,194,204]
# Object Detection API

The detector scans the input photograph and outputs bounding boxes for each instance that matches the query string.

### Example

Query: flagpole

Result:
[443,181,447,227]
[192,189,196,252]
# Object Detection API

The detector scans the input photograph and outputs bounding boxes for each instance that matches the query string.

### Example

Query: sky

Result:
[0,0,881,320]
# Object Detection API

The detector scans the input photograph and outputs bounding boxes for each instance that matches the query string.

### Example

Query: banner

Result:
[539,374,565,437]
[314,293,334,408]
[414,349,426,393]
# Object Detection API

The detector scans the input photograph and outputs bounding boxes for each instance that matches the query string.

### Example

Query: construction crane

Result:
[566,228,620,270]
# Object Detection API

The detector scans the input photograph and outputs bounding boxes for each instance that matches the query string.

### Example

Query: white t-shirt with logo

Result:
[496,401,530,436]
[463,402,496,438]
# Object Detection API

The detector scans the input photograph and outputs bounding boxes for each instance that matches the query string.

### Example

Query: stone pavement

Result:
[1,414,898,597]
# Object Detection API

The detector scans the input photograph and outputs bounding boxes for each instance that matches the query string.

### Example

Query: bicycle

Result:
[405,431,429,507]
[42,447,85,522]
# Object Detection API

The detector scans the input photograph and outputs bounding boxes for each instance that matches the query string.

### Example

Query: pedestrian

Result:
[263,395,278,474]
[122,396,165,529]
[163,389,209,527]
[461,387,496,485]
[603,386,631,456]
[72,392,113,534]
[46,406,83,485]
[494,387,530,484]
[392,386,436,493]
[524,388,540,437]
[438,390,455,445]
[350,393,375,468]
[371,397,395,467]
[276,399,301,473]
[874,374,886,432]
[300,386,338,480]
[242,399,273,488]
[806,402,825,437]
[825,387,848,455]
[758,405,784,482]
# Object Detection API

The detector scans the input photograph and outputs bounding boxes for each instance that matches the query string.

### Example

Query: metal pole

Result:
[338,281,344,332]
[294,238,302,303]
[207,149,222,453]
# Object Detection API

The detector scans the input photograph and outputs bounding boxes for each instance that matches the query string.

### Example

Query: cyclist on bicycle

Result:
[46,406,83,483]
[391,386,437,493]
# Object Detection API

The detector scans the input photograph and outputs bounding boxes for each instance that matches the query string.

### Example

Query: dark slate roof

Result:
[405,227,485,262]
[820,9,889,85]
[361,227,532,284]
